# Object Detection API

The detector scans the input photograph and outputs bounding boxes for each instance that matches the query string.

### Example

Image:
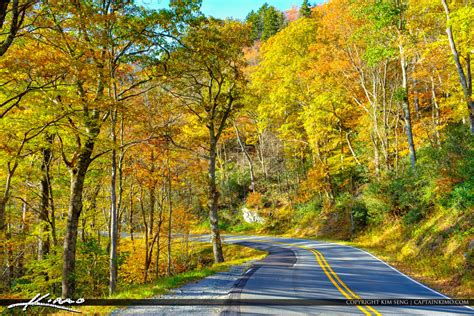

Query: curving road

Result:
[219,235,473,315]
[116,235,473,315]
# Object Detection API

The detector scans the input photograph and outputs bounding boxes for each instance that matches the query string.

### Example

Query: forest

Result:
[0,0,473,307]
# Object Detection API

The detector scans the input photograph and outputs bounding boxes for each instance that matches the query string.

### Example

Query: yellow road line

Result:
[311,248,372,315]
[225,238,382,316]
[312,248,381,316]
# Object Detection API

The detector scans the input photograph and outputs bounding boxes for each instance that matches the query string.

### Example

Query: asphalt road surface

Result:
[116,235,473,315]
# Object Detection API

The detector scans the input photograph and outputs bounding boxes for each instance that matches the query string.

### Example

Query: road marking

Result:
[311,249,381,316]
[224,237,381,316]
[311,249,372,315]
[273,241,381,316]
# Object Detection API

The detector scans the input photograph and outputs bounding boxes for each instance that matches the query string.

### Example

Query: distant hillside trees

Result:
[246,3,286,41]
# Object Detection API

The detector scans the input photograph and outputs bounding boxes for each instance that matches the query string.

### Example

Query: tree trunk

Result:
[399,44,416,169]
[0,165,16,232]
[62,158,90,298]
[208,134,224,263]
[166,163,172,276]
[0,199,6,232]
[441,0,474,134]
[109,110,118,295]
[154,207,163,280]
[38,134,53,260]
[143,181,156,283]
[431,77,441,146]
[140,187,149,283]
[257,131,268,179]
[129,184,135,244]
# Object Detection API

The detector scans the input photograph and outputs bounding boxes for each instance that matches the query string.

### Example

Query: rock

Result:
[242,207,264,224]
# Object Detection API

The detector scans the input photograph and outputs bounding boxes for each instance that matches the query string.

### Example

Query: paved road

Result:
[116,235,473,315]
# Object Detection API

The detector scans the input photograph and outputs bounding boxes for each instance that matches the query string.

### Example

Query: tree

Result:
[28,0,195,297]
[0,0,34,56]
[167,18,250,263]
[299,0,312,18]
[362,0,417,169]
[245,3,286,42]
[441,0,474,134]
[262,5,286,41]
[246,10,262,42]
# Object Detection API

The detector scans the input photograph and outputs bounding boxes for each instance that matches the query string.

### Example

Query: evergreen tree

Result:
[261,6,285,40]
[246,3,286,42]
[300,0,312,18]
[246,10,262,42]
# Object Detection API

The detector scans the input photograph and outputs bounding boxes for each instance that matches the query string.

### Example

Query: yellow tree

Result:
[166,19,250,263]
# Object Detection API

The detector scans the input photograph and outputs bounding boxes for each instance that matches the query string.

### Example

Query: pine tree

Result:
[300,0,312,18]
[246,3,286,42]
[246,10,262,42]
[261,6,285,40]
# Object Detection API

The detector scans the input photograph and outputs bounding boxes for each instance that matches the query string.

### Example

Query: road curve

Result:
[115,235,473,315]
[218,235,473,316]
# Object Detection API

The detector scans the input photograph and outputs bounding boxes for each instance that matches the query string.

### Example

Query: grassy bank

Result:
[1,243,266,315]
[79,242,266,315]
[349,207,473,299]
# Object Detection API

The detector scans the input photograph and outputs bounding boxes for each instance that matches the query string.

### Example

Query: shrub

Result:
[246,191,264,209]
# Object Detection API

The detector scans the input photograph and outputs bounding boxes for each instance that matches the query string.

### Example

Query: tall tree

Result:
[262,5,286,40]
[245,3,286,42]
[299,0,312,18]
[441,0,473,134]
[167,19,250,263]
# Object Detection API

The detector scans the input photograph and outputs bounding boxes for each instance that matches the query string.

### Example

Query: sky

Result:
[137,0,320,20]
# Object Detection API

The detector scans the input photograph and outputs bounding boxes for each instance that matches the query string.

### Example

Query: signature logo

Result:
[7,293,85,313]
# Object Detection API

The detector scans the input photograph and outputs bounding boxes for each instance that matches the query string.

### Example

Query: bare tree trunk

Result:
[140,187,149,283]
[0,199,5,233]
[399,44,416,169]
[0,163,17,232]
[129,183,135,244]
[154,200,163,280]
[345,132,361,165]
[62,156,91,298]
[441,0,474,134]
[431,77,441,146]
[143,177,157,283]
[109,109,118,295]
[38,134,53,260]
[166,162,172,276]
[208,132,224,263]
[257,131,268,179]
[371,133,380,177]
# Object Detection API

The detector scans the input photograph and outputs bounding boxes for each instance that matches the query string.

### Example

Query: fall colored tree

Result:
[166,18,250,263]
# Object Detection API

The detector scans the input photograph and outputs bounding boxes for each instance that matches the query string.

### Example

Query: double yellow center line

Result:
[294,243,381,316]
[227,237,382,316]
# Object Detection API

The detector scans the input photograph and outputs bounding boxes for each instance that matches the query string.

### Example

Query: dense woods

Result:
[0,0,473,302]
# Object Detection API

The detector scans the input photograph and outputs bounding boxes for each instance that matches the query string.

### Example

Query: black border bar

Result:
[1,298,472,306]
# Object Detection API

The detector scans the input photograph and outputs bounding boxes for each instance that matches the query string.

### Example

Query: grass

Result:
[75,243,266,315]
[0,242,266,316]
[348,208,473,299]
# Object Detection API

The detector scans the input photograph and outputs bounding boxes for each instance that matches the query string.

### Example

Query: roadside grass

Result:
[76,243,266,315]
[348,207,473,299]
[0,243,266,316]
